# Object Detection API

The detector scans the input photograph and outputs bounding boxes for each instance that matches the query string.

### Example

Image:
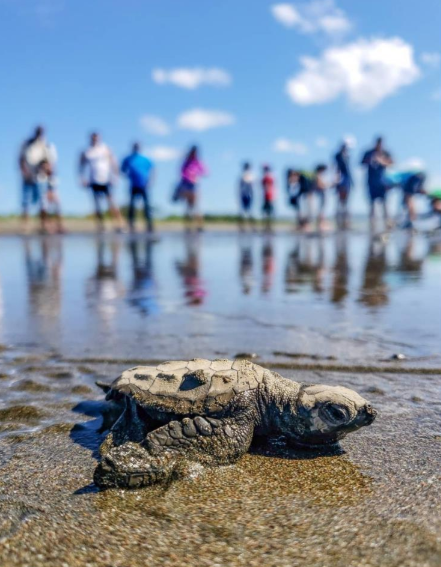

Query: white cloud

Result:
[140,115,170,136]
[177,109,235,132]
[343,134,357,148]
[146,146,180,162]
[273,138,308,155]
[271,1,352,36]
[286,37,420,109]
[315,136,329,148]
[398,157,426,170]
[152,67,231,90]
[421,52,441,68]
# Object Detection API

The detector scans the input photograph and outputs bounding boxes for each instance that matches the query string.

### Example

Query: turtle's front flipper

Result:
[94,413,255,489]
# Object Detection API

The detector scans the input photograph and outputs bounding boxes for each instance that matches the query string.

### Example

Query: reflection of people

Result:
[121,143,155,233]
[396,235,423,277]
[79,132,124,232]
[238,162,255,230]
[175,146,207,232]
[261,165,276,232]
[361,137,394,230]
[19,125,60,233]
[86,238,125,324]
[127,238,159,315]
[359,239,389,307]
[331,234,349,304]
[239,238,254,294]
[261,238,275,293]
[175,235,207,305]
[24,237,62,325]
[285,238,325,294]
[334,142,353,230]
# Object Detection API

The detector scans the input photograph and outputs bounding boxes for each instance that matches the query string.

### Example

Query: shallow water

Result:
[0,231,440,363]
[0,231,440,566]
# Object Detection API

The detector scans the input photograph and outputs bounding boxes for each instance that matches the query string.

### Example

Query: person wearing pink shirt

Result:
[178,145,207,231]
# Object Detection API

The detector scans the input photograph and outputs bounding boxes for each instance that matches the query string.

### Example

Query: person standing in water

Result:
[18,125,60,233]
[121,142,155,233]
[79,132,124,232]
[261,165,276,232]
[334,142,353,229]
[312,164,329,232]
[286,169,313,230]
[238,162,255,230]
[177,145,207,232]
[361,137,394,230]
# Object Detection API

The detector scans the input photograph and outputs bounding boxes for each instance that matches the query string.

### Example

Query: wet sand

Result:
[0,232,440,566]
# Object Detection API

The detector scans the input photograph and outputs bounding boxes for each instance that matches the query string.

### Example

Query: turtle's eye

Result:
[321,404,348,425]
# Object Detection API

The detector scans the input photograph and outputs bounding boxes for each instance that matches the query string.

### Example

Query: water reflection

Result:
[284,237,325,295]
[175,235,207,305]
[126,237,160,316]
[331,234,349,305]
[238,237,254,295]
[12,231,440,346]
[24,237,62,324]
[85,238,125,325]
[261,238,275,294]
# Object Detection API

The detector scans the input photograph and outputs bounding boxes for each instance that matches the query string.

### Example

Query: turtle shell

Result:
[109,359,268,415]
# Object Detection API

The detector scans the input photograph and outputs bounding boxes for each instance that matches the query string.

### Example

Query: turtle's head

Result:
[288,384,376,448]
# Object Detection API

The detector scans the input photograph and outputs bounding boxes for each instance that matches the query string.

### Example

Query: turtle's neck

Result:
[256,372,301,434]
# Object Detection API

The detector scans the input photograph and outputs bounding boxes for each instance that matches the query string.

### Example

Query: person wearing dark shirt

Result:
[361,137,394,229]
[261,165,276,232]
[286,169,313,230]
[121,142,154,232]
[334,142,353,229]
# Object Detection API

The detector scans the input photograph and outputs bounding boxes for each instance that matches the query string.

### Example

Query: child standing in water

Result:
[261,165,276,232]
[238,162,255,230]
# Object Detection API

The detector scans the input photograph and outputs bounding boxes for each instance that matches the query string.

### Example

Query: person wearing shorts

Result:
[361,137,394,229]
[79,132,124,232]
[238,162,255,230]
[121,142,155,233]
[334,142,353,229]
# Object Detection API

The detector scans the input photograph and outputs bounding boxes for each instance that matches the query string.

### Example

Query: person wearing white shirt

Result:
[79,132,124,232]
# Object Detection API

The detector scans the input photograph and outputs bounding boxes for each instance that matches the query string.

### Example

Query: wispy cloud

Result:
[152,68,232,90]
[145,146,180,162]
[140,115,170,136]
[273,138,308,155]
[286,37,420,109]
[271,0,352,37]
[421,52,441,68]
[315,136,329,148]
[177,109,235,132]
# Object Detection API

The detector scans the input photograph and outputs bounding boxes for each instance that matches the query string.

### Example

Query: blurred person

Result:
[127,237,159,316]
[386,170,427,230]
[359,238,389,308]
[79,132,124,232]
[239,236,254,294]
[121,142,155,233]
[261,165,276,232]
[286,169,313,230]
[334,142,353,230]
[312,164,329,232]
[238,162,255,230]
[175,145,207,232]
[18,125,58,233]
[261,238,275,293]
[361,137,394,230]
[175,234,207,305]
[39,159,65,234]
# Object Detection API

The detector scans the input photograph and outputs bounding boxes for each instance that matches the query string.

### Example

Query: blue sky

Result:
[0,0,440,216]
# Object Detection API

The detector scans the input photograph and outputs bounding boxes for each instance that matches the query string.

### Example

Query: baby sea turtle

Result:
[94,359,376,489]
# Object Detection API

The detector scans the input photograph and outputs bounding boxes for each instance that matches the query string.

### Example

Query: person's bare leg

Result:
[369,201,376,232]
[107,196,124,231]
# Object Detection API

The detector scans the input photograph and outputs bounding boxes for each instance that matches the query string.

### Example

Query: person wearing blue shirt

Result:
[121,143,154,232]
[334,141,353,229]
